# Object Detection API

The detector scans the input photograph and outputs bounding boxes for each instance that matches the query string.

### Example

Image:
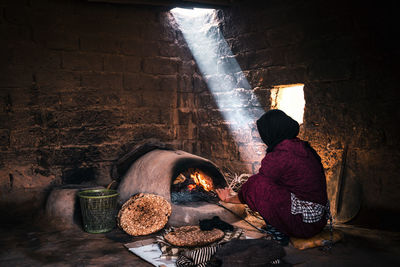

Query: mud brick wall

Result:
[0,0,197,216]
[0,0,399,229]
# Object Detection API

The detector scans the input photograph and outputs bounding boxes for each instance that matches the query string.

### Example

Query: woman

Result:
[216,109,330,238]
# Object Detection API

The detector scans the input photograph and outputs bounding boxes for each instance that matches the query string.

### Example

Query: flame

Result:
[187,184,197,191]
[189,170,213,191]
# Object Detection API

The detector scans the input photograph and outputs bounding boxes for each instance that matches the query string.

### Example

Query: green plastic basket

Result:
[78,189,119,233]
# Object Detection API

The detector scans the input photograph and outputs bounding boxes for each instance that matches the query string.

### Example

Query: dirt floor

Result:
[1,218,400,267]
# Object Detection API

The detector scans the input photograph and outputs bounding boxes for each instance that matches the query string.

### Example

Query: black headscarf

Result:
[256,109,300,153]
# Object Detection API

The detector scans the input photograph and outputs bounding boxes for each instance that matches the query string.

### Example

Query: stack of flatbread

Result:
[117,193,171,236]
[164,225,224,247]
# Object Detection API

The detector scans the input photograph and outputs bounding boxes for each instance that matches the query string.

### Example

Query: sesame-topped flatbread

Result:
[164,225,224,247]
[117,193,171,236]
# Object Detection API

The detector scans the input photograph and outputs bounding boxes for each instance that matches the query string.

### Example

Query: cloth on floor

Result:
[290,228,344,250]
[199,216,234,232]
[176,245,219,267]
[211,238,288,267]
[156,227,244,258]
[264,223,290,246]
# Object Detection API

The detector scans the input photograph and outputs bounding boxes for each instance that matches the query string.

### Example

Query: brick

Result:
[247,49,285,69]
[9,127,53,148]
[33,29,79,51]
[159,41,180,57]
[177,92,195,109]
[81,72,123,90]
[104,55,123,73]
[59,90,123,108]
[143,57,178,75]
[123,56,141,73]
[1,88,32,110]
[308,59,353,82]
[178,74,193,92]
[54,109,124,128]
[0,23,31,42]
[266,24,305,48]
[121,39,158,57]
[123,73,159,91]
[0,129,10,147]
[9,44,62,71]
[0,67,32,88]
[142,90,177,108]
[62,52,103,71]
[80,34,120,53]
[193,73,208,93]
[35,70,80,91]
[111,124,175,143]
[160,75,178,91]
[45,146,102,166]
[199,126,222,142]
[59,127,111,146]
[252,66,307,87]
[3,5,28,25]
[124,108,161,124]
[179,60,196,74]
[196,92,218,110]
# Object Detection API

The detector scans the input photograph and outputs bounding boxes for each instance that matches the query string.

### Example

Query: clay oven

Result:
[118,148,243,226]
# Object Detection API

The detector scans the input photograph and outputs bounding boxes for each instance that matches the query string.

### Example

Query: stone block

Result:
[41,146,102,166]
[123,56,141,73]
[0,23,32,42]
[266,24,305,48]
[62,52,103,71]
[59,90,123,108]
[54,109,123,128]
[79,34,120,53]
[179,60,196,74]
[160,75,178,91]
[59,127,111,146]
[124,107,162,124]
[8,44,61,71]
[35,70,81,90]
[0,67,33,88]
[33,29,79,51]
[143,57,179,75]
[123,73,159,91]
[81,72,123,90]
[0,129,10,147]
[251,66,306,87]
[177,92,195,109]
[247,49,285,69]
[177,74,193,92]
[193,73,208,93]
[308,59,353,82]
[159,41,180,57]
[121,39,158,57]
[142,90,177,108]
[199,126,222,142]
[196,92,218,110]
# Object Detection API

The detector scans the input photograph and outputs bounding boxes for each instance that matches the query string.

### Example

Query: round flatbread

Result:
[117,193,171,236]
[164,225,224,247]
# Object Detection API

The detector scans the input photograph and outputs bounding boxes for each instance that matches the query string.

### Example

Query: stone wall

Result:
[0,0,399,228]
[0,0,199,217]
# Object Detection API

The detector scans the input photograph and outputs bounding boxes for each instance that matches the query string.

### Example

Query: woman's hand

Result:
[216,187,242,204]
[216,187,232,202]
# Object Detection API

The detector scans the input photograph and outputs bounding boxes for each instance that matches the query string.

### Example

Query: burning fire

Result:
[172,168,215,193]
[189,170,214,191]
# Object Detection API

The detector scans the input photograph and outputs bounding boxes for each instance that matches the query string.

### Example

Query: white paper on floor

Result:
[125,238,176,267]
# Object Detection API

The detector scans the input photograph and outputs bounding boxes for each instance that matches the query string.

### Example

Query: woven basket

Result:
[78,189,119,233]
